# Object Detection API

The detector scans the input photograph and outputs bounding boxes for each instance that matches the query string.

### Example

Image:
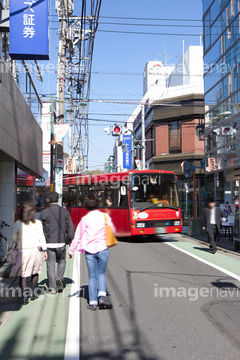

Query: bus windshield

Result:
[130,173,179,210]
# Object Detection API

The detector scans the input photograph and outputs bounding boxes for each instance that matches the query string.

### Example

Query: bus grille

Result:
[136,220,176,228]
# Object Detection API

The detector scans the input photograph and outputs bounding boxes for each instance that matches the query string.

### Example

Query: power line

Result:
[50,14,202,22]
[49,19,202,27]
[97,29,202,36]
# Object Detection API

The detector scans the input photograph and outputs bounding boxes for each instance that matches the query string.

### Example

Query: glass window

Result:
[95,184,105,207]
[78,185,89,206]
[62,186,69,207]
[117,184,128,208]
[69,186,77,207]
[105,185,116,208]
[204,11,211,51]
[204,37,222,63]
[130,173,179,210]
[203,0,211,16]
[169,121,181,153]
[211,0,220,24]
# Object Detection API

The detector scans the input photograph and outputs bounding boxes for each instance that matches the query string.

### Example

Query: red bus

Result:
[63,170,182,237]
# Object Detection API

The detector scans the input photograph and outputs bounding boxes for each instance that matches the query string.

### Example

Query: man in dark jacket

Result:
[40,192,75,293]
[202,198,226,254]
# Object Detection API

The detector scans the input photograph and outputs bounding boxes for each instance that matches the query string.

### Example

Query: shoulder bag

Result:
[104,213,118,248]
[6,241,18,265]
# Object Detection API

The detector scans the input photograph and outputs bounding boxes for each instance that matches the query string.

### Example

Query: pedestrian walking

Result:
[68,193,115,311]
[202,198,226,254]
[10,202,48,305]
[40,192,75,294]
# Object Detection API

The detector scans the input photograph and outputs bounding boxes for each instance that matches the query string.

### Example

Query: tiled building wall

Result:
[155,124,168,155]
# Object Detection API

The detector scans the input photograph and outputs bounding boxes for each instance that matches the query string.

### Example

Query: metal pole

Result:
[182,38,185,85]
[131,134,135,170]
[50,96,55,192]
[55,1,69,205]
[141,104,146,170]
[193,170,196,220]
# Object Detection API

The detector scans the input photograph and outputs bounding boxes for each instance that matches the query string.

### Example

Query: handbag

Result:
[104,213,118,248]
[6,241,18,265]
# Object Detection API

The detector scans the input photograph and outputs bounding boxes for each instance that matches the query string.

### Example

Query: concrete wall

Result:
[0,162,15,249]
[0,56,43,176]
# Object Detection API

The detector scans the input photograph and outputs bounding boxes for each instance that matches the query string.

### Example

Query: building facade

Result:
[139,94,205,221]
[0,2,43,255]
[203,0,240,236]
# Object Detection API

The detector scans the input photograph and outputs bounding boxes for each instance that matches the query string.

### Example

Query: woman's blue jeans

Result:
[85,249,109,305]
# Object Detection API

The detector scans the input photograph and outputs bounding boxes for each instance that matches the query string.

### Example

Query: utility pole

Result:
[55,0,73,204]
[141,103,146,170]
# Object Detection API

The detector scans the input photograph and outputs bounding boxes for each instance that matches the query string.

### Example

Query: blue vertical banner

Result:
[123,135,132,169]
[10,0,49,60]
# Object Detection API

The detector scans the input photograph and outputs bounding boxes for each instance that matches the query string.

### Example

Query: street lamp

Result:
[78,100,88,116]
[65,107,75,123]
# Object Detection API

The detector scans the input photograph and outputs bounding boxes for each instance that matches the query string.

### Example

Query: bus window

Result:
[63,186,69,208]
[105,185,116,207]
[95,184,105,207]
[117,184,128,208]
[69,186,77,207]
[78,185,90,206]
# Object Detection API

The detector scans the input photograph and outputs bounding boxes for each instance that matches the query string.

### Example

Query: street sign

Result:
[56,159,63,168]
[123,135,132,169]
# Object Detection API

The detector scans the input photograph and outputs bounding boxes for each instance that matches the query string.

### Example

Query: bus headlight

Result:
[136,223,145,228]
[174,221,181,226]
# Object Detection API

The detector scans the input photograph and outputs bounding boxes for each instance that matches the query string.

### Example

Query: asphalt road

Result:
[80,234,240,360]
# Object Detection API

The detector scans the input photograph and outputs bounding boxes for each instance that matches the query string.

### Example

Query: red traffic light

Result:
[112,125,121,136]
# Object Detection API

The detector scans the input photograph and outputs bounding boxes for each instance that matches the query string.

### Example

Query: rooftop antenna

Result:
[159,43,172,65]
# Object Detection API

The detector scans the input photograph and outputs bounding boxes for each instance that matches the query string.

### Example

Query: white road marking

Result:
[64,252,81,360]
[166,242,240,282]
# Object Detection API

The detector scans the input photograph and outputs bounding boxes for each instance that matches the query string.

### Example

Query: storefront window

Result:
[16,169,34,218]
[232,180,239,236]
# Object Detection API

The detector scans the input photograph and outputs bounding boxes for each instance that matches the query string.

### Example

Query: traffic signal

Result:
[112,125,122,136]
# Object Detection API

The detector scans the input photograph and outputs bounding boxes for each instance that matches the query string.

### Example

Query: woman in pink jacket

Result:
[68,193,115,311]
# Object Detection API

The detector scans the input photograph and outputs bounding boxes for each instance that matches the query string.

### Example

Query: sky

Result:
[40,0,204,171]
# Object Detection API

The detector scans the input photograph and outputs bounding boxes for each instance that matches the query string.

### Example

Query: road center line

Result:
[64,252,81,360]
[166,242,240,282]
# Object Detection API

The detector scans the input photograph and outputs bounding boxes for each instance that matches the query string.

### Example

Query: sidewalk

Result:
[0,256,76,359]
[182,226,240,255]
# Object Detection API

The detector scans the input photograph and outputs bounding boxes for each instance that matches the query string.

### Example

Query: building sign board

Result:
[55,167,63,206]
[66,157,74,174]
[43,152,50,163]
[123,135,132,170]
[10,0,49,60]
[207,157,218,172]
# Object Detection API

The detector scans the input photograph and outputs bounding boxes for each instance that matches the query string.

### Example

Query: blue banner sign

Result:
[10,0,49,60]
[123,135,132,169]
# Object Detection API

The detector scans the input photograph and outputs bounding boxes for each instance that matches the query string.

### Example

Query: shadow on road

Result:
[193,246,210,253]
[118,234,179,244]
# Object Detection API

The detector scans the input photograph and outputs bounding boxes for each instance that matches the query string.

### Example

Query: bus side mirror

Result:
[120,186,126,196]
